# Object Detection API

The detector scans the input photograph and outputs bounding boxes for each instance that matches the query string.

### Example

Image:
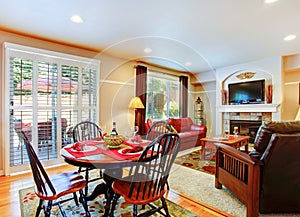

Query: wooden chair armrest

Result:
[215,143,262,217]
[215,143,262,165]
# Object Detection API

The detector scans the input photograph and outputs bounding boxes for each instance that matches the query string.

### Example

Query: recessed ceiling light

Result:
[144,48,152,53]
[284,34,296,41]
[70,15,83,24]
[185,62,192,66]
[264,0,279,4]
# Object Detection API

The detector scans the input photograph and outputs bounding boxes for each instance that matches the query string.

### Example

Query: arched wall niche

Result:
[221,69,273,104]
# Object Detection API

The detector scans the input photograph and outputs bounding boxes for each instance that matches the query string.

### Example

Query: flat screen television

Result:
[228,80,265,104]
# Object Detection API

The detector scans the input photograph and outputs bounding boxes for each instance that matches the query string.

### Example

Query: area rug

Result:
[175,149,216,174]
[19,186,200,217]
[169,163,246,217]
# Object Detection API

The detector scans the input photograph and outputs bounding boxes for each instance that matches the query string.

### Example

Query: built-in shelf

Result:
[217,104,280,113]
[284,68,300,73]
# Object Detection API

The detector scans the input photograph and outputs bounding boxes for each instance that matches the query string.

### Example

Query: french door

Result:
[3,43,100,175]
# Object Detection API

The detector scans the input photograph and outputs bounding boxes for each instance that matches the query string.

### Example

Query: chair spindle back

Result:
[146,121,174,141]
[128,133,180,200]
[73,121,102,142]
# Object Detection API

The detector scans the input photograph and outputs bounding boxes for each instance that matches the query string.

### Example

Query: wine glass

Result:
[124,130,132,140]
[131,126,139,136]
[100,125,106,133]
[130,126,139,142]
[100,125,106,139]
[224,129,229,138]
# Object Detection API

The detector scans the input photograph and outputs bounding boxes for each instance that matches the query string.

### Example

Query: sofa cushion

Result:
[167,118,181,132]
[254,121,300,153]
[178,131,200,139]
[147,117,206,151]
[145,119,153,133]
[168,117,193,133]
[190,124,207,133]
[181,117,193,132]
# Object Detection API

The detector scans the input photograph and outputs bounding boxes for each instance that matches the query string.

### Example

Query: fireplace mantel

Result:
[217,104,280,113]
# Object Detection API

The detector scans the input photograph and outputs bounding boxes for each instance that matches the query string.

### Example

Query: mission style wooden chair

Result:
[20,130,90,217]
[109,133,181,217]
[215,121,300,217]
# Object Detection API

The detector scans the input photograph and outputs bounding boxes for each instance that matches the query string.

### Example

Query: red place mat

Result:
[65,145,104,158]
[105,140,152,160]
[104,148,141,160]
[123,140,151,147]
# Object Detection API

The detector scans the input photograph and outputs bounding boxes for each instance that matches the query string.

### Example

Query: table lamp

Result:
[128,97,145,127]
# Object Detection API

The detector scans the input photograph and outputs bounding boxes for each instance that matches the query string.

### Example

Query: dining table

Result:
[60,137,152,216]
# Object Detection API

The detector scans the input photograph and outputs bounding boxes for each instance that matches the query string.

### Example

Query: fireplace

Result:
[230,120,262,143]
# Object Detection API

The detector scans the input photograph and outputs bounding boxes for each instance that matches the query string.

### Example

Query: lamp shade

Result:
[295,107,300,121]
[129,97,144,109]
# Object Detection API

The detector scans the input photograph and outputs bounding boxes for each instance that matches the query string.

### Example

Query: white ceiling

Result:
[0,0,299,73]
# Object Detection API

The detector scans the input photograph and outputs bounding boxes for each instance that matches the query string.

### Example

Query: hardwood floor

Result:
[0,164,232,217]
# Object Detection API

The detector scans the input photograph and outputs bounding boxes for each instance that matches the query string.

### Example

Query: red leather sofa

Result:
[145,117,207,151]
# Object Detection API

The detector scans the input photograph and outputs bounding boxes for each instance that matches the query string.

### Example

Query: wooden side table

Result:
[200,135,250,160]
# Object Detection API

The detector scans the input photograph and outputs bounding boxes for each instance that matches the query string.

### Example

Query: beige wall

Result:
[282,55,300,120]
[99,57,136,133]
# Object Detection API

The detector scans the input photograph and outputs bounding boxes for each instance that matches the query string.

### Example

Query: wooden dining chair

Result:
[20,130,90,217]
[72,120,103,195]
[145,120,175,191]
[145,120,174,141]
[109,133,181,217]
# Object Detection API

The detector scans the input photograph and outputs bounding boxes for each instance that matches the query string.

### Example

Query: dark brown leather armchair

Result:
[215,121,300,217]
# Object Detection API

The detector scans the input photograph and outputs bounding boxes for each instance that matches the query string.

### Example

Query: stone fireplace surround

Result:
[218,84,279,139]
[225,112,272,143]
[214,57,282,137]
[229,119,261,143]
[218,105,279,142]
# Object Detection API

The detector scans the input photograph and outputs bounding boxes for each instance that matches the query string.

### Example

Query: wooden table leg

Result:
[102,168,123,217]
[84,168,123,217]
[200,140,206,160]
[85,182,107,201]
[245,143,249,153]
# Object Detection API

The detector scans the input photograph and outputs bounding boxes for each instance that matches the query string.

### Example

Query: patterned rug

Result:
[19,186,200,217]
[174,149,216,174]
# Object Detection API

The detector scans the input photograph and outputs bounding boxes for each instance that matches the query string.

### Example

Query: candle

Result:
[233,126,238,133]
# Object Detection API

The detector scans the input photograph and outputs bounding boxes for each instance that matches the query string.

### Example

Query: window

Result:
[3,43,100,173]
[146,72,179,121]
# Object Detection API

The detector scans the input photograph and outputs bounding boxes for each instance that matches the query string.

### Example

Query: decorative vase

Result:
[222,90,227,105]
[266,85,273,104]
